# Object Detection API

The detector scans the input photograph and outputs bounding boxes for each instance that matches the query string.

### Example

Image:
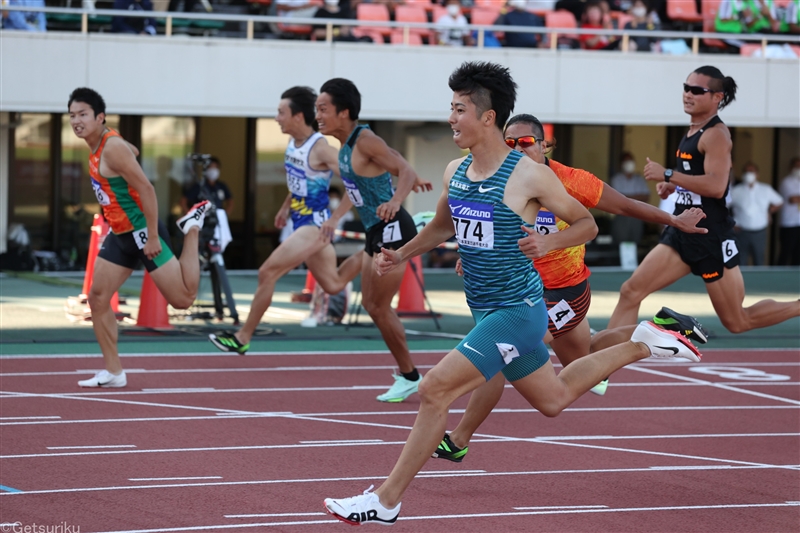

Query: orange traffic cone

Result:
[136,270,172,329]
[396,256,426,316]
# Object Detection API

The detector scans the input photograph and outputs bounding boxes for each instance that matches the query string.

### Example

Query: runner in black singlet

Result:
[603,66,800,337]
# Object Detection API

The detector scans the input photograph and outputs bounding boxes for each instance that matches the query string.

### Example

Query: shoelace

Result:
[337,485,375,508]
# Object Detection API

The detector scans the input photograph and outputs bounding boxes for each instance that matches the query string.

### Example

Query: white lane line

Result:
[225,513,327,519]
[1,404,797,427]
[418,470,486,475]
[299,439,383,444]
[628,365,800,405]
[0,416,61,420]
[513,505,608,510]
[2,465,796,497]
[129,477,222,481]
[47,445,136,450]
[86,502,800,532]
[3,431,797,460]
[0,349,452,360]
[141,389,217,393]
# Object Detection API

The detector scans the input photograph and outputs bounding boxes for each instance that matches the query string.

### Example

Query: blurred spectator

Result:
[730,162,783,266]
[715,0,779,34]
[610,152,649,244]
[181,156,233,212]
[112,0,157,35]
[777,157,800,265]
[580,0,618,49]
[167,0,211,13]
[494,0,544,48]
[782,0,799,33]
[2,0,46,31]
[312,0,363,41]
[435,0,471,46]
[624,0,660,52]
[555,0,589,21]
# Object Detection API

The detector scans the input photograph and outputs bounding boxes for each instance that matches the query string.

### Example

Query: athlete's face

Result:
[315,93,347,135]
[504,122,545,164]
[683,73,722,116]
[68,101,104,139]
[449,92,491,150]
[276,99,297,135]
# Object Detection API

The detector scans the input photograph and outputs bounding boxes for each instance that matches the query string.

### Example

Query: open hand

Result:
[674,207,708,234]
[376,200,401,222]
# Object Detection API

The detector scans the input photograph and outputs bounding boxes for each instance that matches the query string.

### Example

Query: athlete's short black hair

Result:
[68,87,106,124]
[505,114,544,140]
[281,86,319,131]
[693,66,737,110]
[448,62,517,132]
[319,78,361,121]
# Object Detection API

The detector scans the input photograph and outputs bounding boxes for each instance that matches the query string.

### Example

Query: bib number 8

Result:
[133,228,149,250]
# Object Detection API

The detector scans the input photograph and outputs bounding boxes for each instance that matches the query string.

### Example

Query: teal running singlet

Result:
[338,125,395,230]
[448,151,543,310]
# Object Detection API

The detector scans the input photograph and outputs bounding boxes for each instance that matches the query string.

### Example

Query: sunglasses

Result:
[683,83,718,96]
[505,136,539,149]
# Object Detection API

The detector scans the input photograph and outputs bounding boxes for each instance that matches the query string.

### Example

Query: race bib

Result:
[722,239,739,262]
[449,200,494,249]
[535,210,559,235]
[683,161,691,171]
[132,227,149,250]
[342,177,364,207]
[496,342,520,365]
[313,209,330,227]
[548,299,576,331]
[286,166,308,197]
[382,220,401,243]
[91,178,111,206]
[675,186,701,206]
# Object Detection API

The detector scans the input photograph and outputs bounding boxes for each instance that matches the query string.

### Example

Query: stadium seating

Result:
[403,0,434,11]
[701,0,726,49]
[356,3,392,37]
[390,30,425,45]
[470,6,503,40]
[395,4,432,40]
[667,0,703,24]
[740,43,800,56]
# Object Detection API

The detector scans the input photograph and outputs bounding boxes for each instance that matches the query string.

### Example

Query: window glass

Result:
[12,114,52,252]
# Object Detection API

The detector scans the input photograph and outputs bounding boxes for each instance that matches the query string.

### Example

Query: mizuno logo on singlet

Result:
[478,185,497,193]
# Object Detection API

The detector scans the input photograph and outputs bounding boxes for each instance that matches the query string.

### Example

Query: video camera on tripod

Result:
[186,153,220,257]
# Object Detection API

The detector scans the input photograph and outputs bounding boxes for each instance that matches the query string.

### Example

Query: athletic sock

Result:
[401,369,420,382]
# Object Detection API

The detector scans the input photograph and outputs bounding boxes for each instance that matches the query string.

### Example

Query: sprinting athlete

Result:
[69,87,210,388]
[315,78,433,403]
[432,113,709,463]
[209,86,362,355]
[322,61,702,526]
[605,66,800,335]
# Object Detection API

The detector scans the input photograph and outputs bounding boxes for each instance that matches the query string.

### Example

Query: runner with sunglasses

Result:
[431,113,709,463]
[603,65,799,338]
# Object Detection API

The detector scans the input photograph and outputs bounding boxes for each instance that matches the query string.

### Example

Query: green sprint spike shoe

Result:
[376,373,420,402]
[209,332,249,355]
[432,433,468,463]
[653,307,709,344]
[590,378,609,396]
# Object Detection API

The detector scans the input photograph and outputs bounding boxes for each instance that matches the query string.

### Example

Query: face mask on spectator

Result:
[632,6,647,18]
[205,168,220,181]
[447,4,461,16]
[622,160,636,174]
[743,172,757,184]
[509,0,527,10]
[329,198,341,210]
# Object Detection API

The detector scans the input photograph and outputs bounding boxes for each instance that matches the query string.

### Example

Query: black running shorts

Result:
[98,220,175,272]
[543,279,591,339]
[659,225,740,283]
[364,206,417,257]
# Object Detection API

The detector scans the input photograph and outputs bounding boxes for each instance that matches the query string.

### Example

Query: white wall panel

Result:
[2,31,798,126]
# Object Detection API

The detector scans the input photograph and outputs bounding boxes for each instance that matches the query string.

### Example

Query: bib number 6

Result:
[722,239,739,261]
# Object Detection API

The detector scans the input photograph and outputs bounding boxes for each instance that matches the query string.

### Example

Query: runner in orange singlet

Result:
[433,114,710,462]
[69,87,211,388]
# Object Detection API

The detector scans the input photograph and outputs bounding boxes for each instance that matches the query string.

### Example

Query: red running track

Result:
[0,349,798,532]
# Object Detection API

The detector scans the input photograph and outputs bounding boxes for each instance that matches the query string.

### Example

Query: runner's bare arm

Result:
[358,133,421,221]
[275,192,292,229]
[309,139,341,178]
[643,126,732,198]
[375,160,461,275]
[596,184,708,234]
[103,137,161,259]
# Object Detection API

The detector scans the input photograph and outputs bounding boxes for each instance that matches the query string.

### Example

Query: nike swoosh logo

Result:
[478,185,497,193]
[463,342,484,357]
[654,345,679,355]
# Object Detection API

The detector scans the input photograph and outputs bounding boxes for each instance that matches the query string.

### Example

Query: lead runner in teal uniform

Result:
[316,78,433,403]
[322,62,704,526]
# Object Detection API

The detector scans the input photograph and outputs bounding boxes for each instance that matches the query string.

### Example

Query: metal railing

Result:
[2,5,799,53]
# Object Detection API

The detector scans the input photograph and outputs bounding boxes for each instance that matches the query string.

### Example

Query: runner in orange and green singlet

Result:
[433,113,711,463]
[69,87,211,389]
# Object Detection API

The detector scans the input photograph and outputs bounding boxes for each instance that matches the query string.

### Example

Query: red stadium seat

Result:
[276,0,322,36]
[667,0,703,23]
[352,28,386,43]
[701,0,726,49]
[473,0,506,8]
[431,4,448,23]
[614,12,634,29]
[390,30,424,45]
[471,6,503,39]
[545,9,578,36]
[357,3,392,36]
[395,4,431,38]
[403,0,434,11]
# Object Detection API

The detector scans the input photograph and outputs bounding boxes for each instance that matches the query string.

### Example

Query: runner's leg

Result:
[88,257,133,374]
